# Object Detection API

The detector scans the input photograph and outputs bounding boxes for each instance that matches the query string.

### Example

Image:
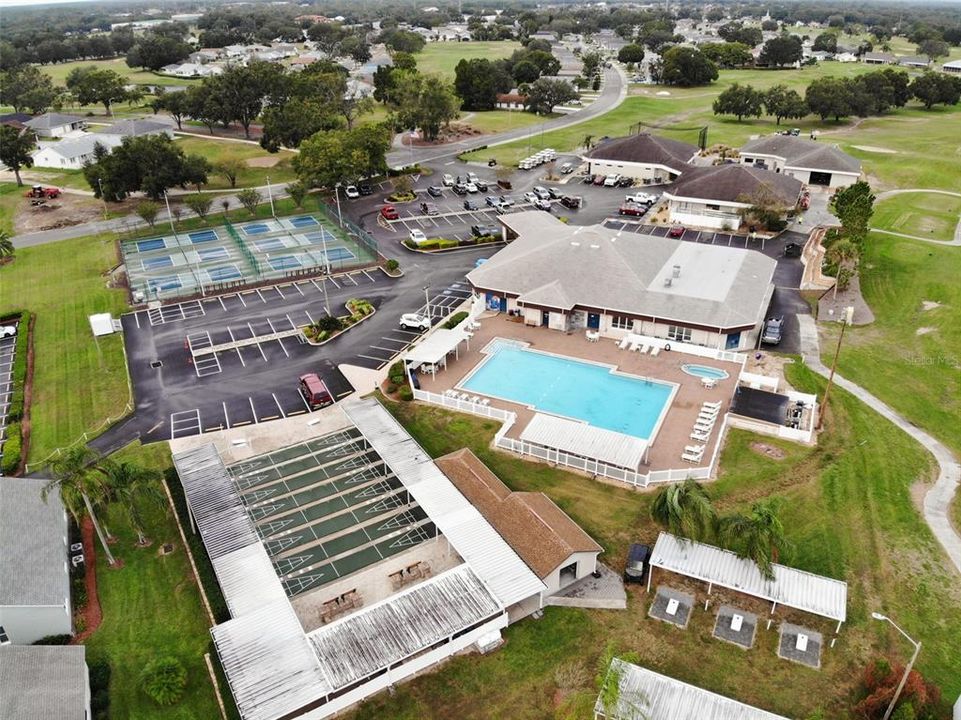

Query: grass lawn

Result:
[414,41,521,79]
[462,109,552,134]
[0,182,21,235]
[174,136,298,190]
[349,369,960,719]
[84,441,222,720]
[39,58,201,87]
[871,191,961,241]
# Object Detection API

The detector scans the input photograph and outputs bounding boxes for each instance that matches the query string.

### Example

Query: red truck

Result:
[25,185,61,199]
[618,202,648,217]
[380,205,399,220]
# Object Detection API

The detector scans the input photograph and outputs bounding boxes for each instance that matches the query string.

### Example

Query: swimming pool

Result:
[460,347,675,440]
[681,364,730,381]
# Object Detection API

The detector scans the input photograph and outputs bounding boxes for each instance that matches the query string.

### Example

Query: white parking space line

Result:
[237,292,248,308]
[222,401,230,427]
[358,353,389,363]
[170,409,201,439]
[328,276,341,289]
[292,283,305,296]
[249,397,258,423]
[275,285,286,299]
[272,393,286,418]
[362,270,376,283]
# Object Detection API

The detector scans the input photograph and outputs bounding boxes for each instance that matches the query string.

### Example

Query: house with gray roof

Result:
[99,118,174,139]
[23,113,86,138]
[583,133,699,184]
[0,477,73,645]
[739,134,862,188]
[32,133,123,170]
[467,212,776,351]
[862,51,896,65]
[942,59,961,75]
[0,645,91,720]
[662,164,804,231]
[898,55,931,68]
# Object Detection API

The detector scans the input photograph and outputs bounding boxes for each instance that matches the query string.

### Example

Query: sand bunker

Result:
[921,300,943,311]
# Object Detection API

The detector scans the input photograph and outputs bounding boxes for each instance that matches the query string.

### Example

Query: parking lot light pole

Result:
[870,612,921,720]
[423,284,430,319]
[266,175,275,217]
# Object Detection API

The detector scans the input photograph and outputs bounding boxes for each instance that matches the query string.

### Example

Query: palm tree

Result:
[718,498,789,581]
[650,478,717,542]
[98,460,166,546]
[43,446,117,566]
[583,134,595,151]
[0,232,13,262]
[826,237,859,300]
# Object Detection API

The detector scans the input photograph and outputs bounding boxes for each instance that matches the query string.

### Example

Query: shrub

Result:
[140,656,187,706]
[385,259,400,273]
[436,238,459,249]
[386,382,398,394]
[347,298,373,317]
[33,634,72,645]
[387,191,417,202]
[0,423,20,475]
[313,315,343,333]
[443,311,469,329]
[398,386,414,401]
[388,360,405,379]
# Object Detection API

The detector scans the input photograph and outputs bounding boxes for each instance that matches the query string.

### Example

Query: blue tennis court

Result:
[268,255,302,271]
[206,265,242,282]
[324,247,356,262]
[142,256,174,270]
[254,238,288,252]
[189,230,218,244]
[197,247,230,261]
[242,223,271,236]
[147,276,182,292]
[304,230,339,244]
[289,215,319,228]
[137,238,166,252]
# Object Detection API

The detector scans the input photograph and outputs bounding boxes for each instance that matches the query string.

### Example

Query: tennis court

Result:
[226,430,435,598]
[121,212,379,301]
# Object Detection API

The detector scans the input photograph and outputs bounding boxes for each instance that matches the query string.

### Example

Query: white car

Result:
[465,182,478,193]
[467,172,480,184]
[523,191,538,204]
[533,198,552,211]
[626,192,658,205]
[442,173,454,186]
[399,313,431,331]
[408,229,428,245]
[344,185,360,199]
[532,186,550,200]
[603,174,621,187]
[0,325,15,339]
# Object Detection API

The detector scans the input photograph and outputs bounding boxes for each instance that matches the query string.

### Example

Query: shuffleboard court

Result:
[136,237,166,252]
[147,275,183,293]
[243,223,270,235]
[189,230,218,244]
[268,255,302,271]
[254,237,289,252]
[324,247,356,263]
[288,215,320,228]
[142,256,174,270]
[197,247,230,262]
[205,264,242,282]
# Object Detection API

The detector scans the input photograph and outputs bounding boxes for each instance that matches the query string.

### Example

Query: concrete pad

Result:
[649,586,693,628]
[778,622,822,669]
[713,605,757,649]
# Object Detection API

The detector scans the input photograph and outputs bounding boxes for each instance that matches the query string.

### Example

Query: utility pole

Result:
[816,305,853,431]
[871,613,921,720]
[266,175,275,217]
[423,284,431,319]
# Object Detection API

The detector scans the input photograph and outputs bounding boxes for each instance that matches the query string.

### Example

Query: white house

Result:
[862,51,896,64]
[584,133,699,184]
[662,164,804,231]
[161,62,224,77]
[739,135,862,187]
[436,449,602,597]
[32,134,122,170]
[1,645,92,720]
[942,59,961,75]
[23,113,86,138]
[898,55,931,68]
[468,212,777,351]
[0,477,73,645]
[834,51,858,63]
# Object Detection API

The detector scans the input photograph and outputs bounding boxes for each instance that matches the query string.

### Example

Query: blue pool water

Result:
[681,364,729,381]
[461,347,674,439]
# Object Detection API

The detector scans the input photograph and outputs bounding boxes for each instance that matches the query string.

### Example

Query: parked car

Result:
[624,543,652,584]
[532,186,550,200]
[465,182,479,194]
[523,191,538,204]
[500,196,515,207]
[298,373,333,409]
[0,325,16,339]
[471,224,499,237]
[625,192,657,206]
[442,173,454,186]
[358,182,373,196]
[560,162,575,174]
[408,228,428,245]
[560,195,583,209]
[344,185,360,199]
[668,225,685,238]
[473,179,489,191]
[593,174,607,186]
[583,173,597,184]
[485,196,500,207]
[380,205,399,220]
[467,172,480,184]
[533,198,552,211]
[463,200,479,211]
[618,202,647,216]
[761,316,784,345]
[451,183,468,195]
[603,174,621,187]
[784,241,802,257]
[426,186,443,198]
[547,187,563,200]
[419,202,439,216]
[399,313,431,331]
[617,176,634,188]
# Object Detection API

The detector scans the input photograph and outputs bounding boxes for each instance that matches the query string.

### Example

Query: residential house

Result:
[862,51,896,64]
[662,164,803,230]
[583,133,699,184]
[188,48,223,64]
[0,477,73,644]
[0,645,92,720]
[467,211,777,351]
[739,135,862,187]
[23,113,85,138]
[435,449,602,596]
[31,133,122,170]
[834,51,858,63]
[161,62,224,77]
[898,55,931,68]
[942,59,961,75]
[495,92,527,110]
[99,118,174,140]
[0,112,32,130]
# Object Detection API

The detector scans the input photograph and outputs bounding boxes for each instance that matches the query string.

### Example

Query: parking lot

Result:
[0,323,17,467]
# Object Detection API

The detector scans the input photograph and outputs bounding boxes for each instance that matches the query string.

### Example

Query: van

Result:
[299,373,333,409]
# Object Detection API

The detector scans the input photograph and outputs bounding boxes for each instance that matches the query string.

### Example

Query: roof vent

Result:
[590,244,600,249]
[672,264,681,278]
[570,241,580,247]
[664,277,673,287]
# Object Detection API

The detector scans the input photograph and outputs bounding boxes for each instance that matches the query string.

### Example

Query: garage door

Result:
[809,171,832,186]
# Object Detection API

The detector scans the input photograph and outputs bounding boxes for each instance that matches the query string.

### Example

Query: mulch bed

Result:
[71,517,104,644]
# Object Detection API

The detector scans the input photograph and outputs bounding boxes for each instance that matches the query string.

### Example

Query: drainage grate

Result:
[150,360,163,369]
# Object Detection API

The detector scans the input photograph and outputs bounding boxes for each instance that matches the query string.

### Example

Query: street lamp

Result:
[816,305,853,431]
[870,612,922,720]
[423,284,430,320]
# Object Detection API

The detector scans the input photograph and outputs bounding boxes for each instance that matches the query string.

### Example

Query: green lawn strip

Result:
[871,191,961,241]
[83,441,221,720]
[174,136,298,190]
[0,182,21,234]
[414,41,521,79]
[461,109,552,134]
[365,378,960,718]
[39,58,201,87]
[823,232,961,457]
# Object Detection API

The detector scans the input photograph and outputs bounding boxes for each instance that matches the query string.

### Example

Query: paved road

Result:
[798,314,961,574]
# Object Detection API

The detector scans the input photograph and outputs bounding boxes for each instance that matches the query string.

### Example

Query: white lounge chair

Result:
[700,405,720,415]
[480,398,490,406]
[697,411,718,422]
[650,345,661,356]
[684,444,705,454]
[701,377,717,389]
[629,340,642,351]
[617,337,631,350]
[690,430,710,442]
[693,421,715,432]
[682,450,704,463]
[703,401,722,410]
[638,343,649,354]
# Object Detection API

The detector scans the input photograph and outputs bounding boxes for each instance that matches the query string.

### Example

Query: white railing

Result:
[623,333,746,365]
[412,390,514,422]
[739,371,780,392]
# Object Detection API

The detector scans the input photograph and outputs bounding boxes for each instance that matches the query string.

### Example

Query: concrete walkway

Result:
[870,188,961,247]
[798,314,961,573]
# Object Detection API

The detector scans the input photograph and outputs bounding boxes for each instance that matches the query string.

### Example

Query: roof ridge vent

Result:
[672,264,681,278]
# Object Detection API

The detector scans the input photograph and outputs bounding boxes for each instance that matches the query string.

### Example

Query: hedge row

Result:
[443,311,469,330]
[405,235,500,251]
[0,310,31,476]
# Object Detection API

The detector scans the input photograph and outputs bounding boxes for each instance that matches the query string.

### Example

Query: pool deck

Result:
[416,315,743,477]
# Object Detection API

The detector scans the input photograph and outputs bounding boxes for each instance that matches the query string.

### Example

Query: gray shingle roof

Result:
[23,113,85,130]
[468,212,776,329]
[740,135,862,174]
[0,645,88,720]
[586,133,699,173]
[665,164,804,205]
[36,134,120,161]
[0,477,69,607]
[99,118,172,136]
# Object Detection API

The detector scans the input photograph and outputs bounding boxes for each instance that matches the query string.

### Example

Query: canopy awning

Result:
[406,328,471,367]
[520,413,648,469]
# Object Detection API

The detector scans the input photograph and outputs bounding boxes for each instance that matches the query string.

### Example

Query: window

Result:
[744,157,754,163]
[667,325,692,342]
[611,315,632,330]
[0,626,8,645]
[706,204,720,211]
